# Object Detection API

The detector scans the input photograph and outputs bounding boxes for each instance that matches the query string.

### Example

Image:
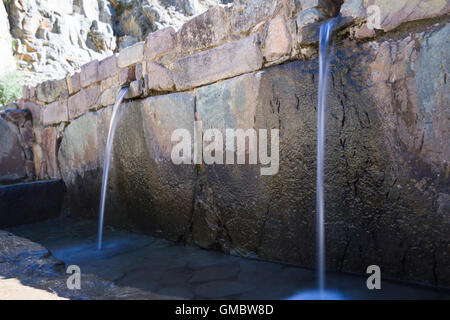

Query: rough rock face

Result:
[2,0,227,86]
[112,0,229,49]
[4,0,115,85]
[0,110,34,183]
[0,1,15,76]
[0,117,26,182]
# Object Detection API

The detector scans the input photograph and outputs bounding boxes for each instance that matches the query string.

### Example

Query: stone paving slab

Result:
[7,217,450,300]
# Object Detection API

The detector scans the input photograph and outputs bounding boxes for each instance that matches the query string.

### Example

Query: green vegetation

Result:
[0,71,22,106]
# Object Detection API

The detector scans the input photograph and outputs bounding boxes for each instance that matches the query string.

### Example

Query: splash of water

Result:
[97,87,128,250]
[316,19,335,293]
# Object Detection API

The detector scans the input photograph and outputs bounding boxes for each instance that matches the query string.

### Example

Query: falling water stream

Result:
[97,87,128,250]
[316,19,336,294]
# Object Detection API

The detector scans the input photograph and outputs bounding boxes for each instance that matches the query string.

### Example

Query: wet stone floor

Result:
[6,217,450,300]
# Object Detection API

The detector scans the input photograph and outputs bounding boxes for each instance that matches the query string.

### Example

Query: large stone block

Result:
[144,27,176,62]
[194,72,267,250]
[365,0,450,32]
[42,127,59,179]
[263,15,292,63]
[36,78,68,103]
[98,55,118,81]
[66,72,81,95]
[80,60,99,88]
[58,107,112,218]
[177,6,232,55]
[146,62,175,91]
[231,0,282,35]
[99,86,122,107]
[172,35,263,90]
[105,93,197,240]
[68,86,101,119]
[59,92,196,241]
[0,118,26,183]
[43,100,68,126]
[117,42,144,68]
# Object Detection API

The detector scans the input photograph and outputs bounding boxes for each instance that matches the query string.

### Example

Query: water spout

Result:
[97,87,129,250]
[316,19,335,294]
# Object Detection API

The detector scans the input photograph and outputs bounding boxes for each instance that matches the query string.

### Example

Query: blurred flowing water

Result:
[97,87,128,250]
[316,19,336,295]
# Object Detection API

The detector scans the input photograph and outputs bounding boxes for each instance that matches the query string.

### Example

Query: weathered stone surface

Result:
[263,15,292,62]
[23,101,42,127]
[98,55,118,81]
[172,35,263,90]
[66,72,81,95]
[144,27,176,62]
[58,106,112,217]
[340,0,365,20]
[296,7,327,30]
[43,100,68,126]
[135,61,146,80]
[365,0,450,32]
[231,0,282,35]
[0,118,26,183]
[42,127,59,179]
[36,79,68,103]
[194,72,264,250]
[146,63,175,91]
[367,23,450,174]
[177,6,232,55]
[80,60,99,88]
[100,86,122,107]
[117,42,144,68]
[125,80,143,99]
[68,86,101,119]
[101,74,120,92]
[119,66,137,85]
[106,93,196,240]
[0,180,64,227]
[32,144,44,179]
[59,92,196,241]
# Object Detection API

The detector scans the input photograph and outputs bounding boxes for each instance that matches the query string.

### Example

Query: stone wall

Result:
[1,0,449,286]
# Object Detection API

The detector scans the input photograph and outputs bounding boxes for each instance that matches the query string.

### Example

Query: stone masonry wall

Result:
[1,0,449,286]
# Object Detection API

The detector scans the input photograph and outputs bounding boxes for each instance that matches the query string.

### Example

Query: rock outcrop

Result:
[2,0,227,86]
[0,1,15,76]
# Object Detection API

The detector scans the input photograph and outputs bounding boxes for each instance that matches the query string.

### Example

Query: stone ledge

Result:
[172,35,263,91]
